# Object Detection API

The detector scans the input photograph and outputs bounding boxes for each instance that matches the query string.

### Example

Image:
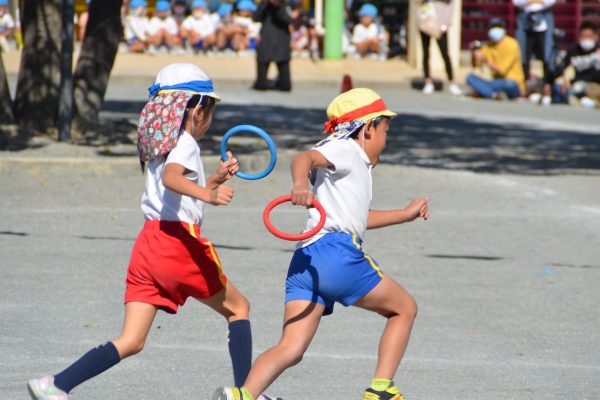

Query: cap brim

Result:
[359,109,397,122]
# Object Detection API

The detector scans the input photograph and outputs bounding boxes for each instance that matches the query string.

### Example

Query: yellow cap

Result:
[326,88,397,124]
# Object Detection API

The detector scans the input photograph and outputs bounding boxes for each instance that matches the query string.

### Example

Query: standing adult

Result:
[253,0,293,91]
[513,0,555,105]
[416,0,461,95]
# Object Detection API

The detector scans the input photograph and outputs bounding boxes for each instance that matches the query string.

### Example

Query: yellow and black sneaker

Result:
[363,384,406,400]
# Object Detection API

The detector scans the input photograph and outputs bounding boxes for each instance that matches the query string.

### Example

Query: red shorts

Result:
[124,220,228,314]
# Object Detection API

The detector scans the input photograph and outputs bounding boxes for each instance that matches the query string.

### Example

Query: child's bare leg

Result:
[243,300,324,398]
[353,275,417,379]
[199,280,249,321]
[44,302,156,394]
[204,34,216,49]
[112,301,158,358]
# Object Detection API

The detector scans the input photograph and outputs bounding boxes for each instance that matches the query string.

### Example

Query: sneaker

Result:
[580,96,597,108]
[363,384,406,400]
[27,376,68,400]
[257,395,284,400]
[541,95,552,106]
[422,82,434,95]
[213,387,249,400]
[448,83,462,96]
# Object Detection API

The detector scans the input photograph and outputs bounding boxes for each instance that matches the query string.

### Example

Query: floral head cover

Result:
[137,63,220,162]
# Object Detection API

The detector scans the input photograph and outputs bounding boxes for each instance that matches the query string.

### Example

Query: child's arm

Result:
[206,151,239,189]
[290,150,331,206]
[367,197,429,229]
[163,162,234,206]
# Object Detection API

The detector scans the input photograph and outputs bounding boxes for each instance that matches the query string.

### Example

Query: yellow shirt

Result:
[481,36,525,93]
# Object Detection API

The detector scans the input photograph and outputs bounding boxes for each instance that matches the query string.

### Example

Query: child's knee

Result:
[113,337,146,358]
[277,341,306,367]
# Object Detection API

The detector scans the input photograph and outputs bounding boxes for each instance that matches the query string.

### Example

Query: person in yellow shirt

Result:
[466,18,526,99]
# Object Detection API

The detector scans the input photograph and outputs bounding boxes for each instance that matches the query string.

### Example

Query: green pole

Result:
[324,0,344,60]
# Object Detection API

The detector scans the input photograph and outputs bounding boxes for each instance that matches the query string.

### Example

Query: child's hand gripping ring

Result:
[263,195,326,241]
[220,125,277,180]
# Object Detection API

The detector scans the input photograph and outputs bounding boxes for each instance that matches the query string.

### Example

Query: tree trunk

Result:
[0,54,14,124]
[72,0,123,134]
[14,0,63,132]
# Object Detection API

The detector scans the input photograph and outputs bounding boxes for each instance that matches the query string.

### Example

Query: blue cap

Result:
[208,0,220,12]
[237,0,256,12]
[0,0,8,5]
[191,0,207,8]
[155,0,171,12]
[129,0,147,8]
[358,3,378,17]
[218,2,233,17]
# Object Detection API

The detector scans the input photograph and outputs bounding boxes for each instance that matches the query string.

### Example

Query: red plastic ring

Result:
[263,194,326,241]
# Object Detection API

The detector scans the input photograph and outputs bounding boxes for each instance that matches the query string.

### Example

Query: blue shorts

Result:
[285,232,383,315]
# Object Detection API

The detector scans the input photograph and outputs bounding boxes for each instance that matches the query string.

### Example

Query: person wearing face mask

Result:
[124,0,149,53]
[513,0,555,106]
[466,18,525,100]
[181,0,217,53]
[552,22,600,108]
[147,0,182,54]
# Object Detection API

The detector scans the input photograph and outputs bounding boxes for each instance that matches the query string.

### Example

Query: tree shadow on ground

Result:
[4,100,599,175]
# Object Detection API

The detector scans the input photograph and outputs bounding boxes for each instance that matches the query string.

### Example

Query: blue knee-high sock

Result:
[228,320,252,387]
[54,342,120,393]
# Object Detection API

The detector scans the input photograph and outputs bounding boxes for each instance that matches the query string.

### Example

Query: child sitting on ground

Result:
[0,0,14,52]
[147,0,181,54]
[351,3,388,61]
[181,0,217,53]
[123,0,149,53]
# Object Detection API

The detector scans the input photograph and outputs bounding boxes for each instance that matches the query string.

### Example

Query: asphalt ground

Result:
[1,82,600,400]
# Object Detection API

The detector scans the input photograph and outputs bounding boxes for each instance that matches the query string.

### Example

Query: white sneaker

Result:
[448,83,462,96]
[541,95,551,106]
[422,82,434,95]
[27,376,68,400]
[580,96,597,108]
[529,93,542,103]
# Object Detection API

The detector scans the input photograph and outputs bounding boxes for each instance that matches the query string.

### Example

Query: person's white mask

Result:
[579,39,597,51]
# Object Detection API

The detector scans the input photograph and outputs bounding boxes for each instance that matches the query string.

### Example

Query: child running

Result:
[214,88,429,400]
[27,63,261,399]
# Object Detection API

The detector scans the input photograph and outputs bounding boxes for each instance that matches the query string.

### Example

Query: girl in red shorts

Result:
[27,63,263,400]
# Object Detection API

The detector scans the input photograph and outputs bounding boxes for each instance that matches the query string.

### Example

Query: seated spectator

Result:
[216,2,237,52]
[123,0,149,53]
[231,0,260,53]
[78,0,90,42]
[147,0,181,54]
[172,0,188,27]
[0,0,15,52]
[553,22,600,108]
[351,3,388,61]
[181,0,217,53]
[466,18,525,100]
[290,0,310,57]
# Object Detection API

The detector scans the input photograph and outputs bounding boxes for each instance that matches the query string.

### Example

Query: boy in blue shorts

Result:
[215,88,429,400]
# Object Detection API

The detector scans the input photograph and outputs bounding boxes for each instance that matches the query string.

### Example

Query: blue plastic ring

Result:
[220,124,277,180]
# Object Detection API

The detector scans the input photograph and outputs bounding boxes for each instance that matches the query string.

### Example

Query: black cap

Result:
[489,17,507,29]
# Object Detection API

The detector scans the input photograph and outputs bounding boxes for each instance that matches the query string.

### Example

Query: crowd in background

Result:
[0,0,598,106]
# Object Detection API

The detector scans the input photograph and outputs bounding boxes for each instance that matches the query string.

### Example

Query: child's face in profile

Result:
[364,117,389,165]
[360,15,373,26]
[191,101,215,141]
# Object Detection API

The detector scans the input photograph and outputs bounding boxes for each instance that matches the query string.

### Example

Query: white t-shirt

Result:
[141,131,206,225]
[352,23,384,44]
[147,15,179,36]
[0,13,15,34]
[232,15,261,39]
[182,14,216,37]
[299,138,373,248]
[124,15,148,41]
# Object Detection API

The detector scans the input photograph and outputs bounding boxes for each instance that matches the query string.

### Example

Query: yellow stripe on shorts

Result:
[205,240,226,287]
[353,234,383,278]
